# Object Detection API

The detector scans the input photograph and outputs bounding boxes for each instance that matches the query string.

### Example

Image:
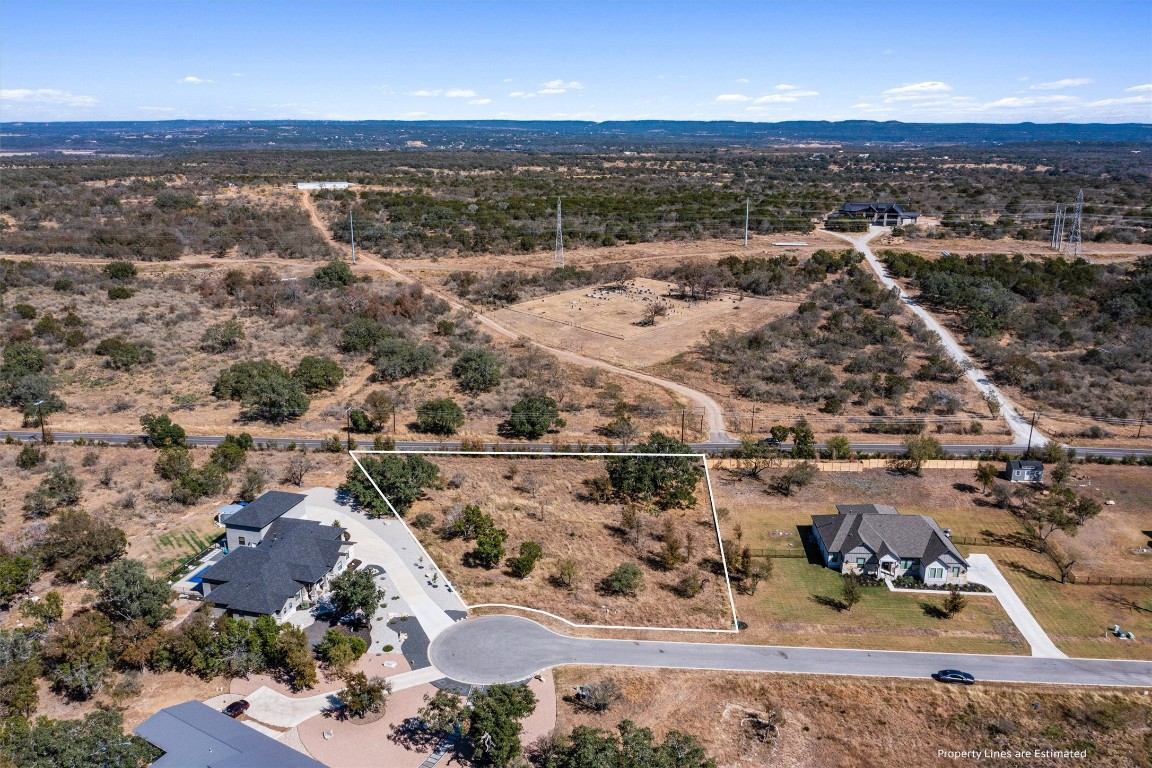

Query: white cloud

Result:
[502,78,514,83]
[1087,94,1152,107]
[508,91,533,98]
[231,72,244,78]
[138,106,176,113]
[402,111,428,118]
[444,88,476,98]
[715,93,752,102]
[774,83,798,91]
[881,81,951,102]
[0,88,98,106]
[412,89,442,97]
[1125,83,1152,92]
[1030,77,1093,90]
[468,98,492,105]
[982,95,1077,108]
[538,88,566,95]
[736,78,750,84]
[541,79,583,90]
[754,89,818,103]
[178,75,212,84]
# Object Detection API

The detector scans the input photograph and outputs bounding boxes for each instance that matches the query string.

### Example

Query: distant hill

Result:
[1,119,1148,154]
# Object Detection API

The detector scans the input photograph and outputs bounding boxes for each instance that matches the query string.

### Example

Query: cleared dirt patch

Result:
[395,453,735,630]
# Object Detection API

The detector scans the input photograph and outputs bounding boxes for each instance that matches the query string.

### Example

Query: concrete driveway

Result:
[429,615,1152,688]
[966,553,1067,658]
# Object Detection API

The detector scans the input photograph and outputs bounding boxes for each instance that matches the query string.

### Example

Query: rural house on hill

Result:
[832,202,920,227]
[812,503,968,585]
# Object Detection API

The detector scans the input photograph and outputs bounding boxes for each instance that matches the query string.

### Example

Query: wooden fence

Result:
[708,458,981,472]
[1067,575,1152,587]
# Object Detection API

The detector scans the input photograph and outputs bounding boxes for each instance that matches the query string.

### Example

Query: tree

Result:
[466,683,537,767]
[15,444,46,470]
[337,672,392,719]
[0,656,41,718]
[841,575,862,611]
[0,709,161,768]
[507,541,543,578]
[900,435,945,476]
[472,526,510,569]
[599,562,645,597]
[313,259,356,288]
[574,679,622,713]
[19,591,63,626]
[553,559,579,591]
[789,419,817,459]
[88,559,174,627]
[418,689,465,734]
[415,397,465,435]
[373,337,438,381]
[536,721,715,768]
[212,359,290,400]
[93,338,154,370]
[1050,456,1073,486]
[38,510,127,582]
[238,466,267,502]
[199,319,245,353]
[42,611,113,700]
[283,449,314,486]
[600,415,639,445]
[103,260,138,280]
[1041,541,1078,584]
[274,625,318,691]
[329,569,385,623]
[452,347,502,393]
[605,433,703,510]
[140,413,187,448]
[823,435,852,460]
[1016,486,1102,542]
[242,374,310,423]
[503,393,562,439]
[292,355,344,394]
[656,519,686,571]
[773,461,817,496]
[942,586,967,618]
[341,454,441,516]
[0,549,41,607]
[769,424,791,444]
[23,464,83,519]
[348,409,375,433]
[364,390,395,429]
[314,629,368,673]
[209,440,246,472]
[974,463,1000,494]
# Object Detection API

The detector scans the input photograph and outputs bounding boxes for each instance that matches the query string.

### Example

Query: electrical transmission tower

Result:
[1050,204,1065,251]
[1066,189,1083,260]
[744,198,750,247]
[554,197,564,268]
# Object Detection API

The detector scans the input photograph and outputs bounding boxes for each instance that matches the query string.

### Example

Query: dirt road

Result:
[298,193,736,442]
[826,227,1047,447]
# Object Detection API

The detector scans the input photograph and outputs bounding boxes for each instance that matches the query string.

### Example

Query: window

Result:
[856,557,866,566]
[237,536,246,546]
[952,567,961,577]
[928,567,944,579]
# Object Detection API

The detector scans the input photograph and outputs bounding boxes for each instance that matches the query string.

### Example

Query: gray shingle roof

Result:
[813,506,967,567]
[201,518,346,615]
[224,491,307,530]
[835,503,898,515]
[1007,460,1044,471]
[134,700,326,768]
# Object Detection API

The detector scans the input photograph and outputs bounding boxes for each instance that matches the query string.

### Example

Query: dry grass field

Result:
[552,666,1152,768]
[402,453,735,630]
[490,278,796,368]
[711,465,1152,659]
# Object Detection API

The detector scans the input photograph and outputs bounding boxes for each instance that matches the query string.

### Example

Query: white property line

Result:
[348,449,741,634]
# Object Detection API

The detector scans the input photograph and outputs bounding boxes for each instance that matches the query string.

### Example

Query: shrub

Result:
[15,444,46,469]
[604,433,702,510]
[102,261,138,280]
[451,347,502,393]
[373,338,438,381]
[415,398,465,435]
[502,393,562,439]
[315,628,368,672]
[337,672,391,719]
[140,413,187,448]
[507,541,543,578]
[93,337,154,370]
[39,510,127,582]
[340,454,441,516]
[339,318,394,354]
[212,359,290,400]
[348,409,375,433]
[199,320,245,353]
[107,286,134,300]
[13,304,37,319]
[411,512,436,530]
[242,376,310,424]
[598,562,645,596]
[313,260,356,288]
[292,355,344,394]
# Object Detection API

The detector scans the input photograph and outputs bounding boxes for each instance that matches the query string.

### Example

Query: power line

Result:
[1067,189,1084,260]
[554,197,564,269]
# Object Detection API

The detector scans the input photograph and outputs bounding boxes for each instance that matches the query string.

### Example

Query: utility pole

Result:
[744,198,750,247]
[680,409,686,443]
[554,197,564,268]
[344,405,353,451]
[33,399,50,444]
[1138,408,1147,440]
[750,404,756,435]
[1067,189,1083,260]
[349,209,357,264]
[1025,412,1038,458]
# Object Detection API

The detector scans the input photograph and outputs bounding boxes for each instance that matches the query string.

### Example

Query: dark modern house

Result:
[1006,459,1044,483]
[134,700,326,768]
[812,503,968,585]
[831,202,920,227]
[199,491,354,620]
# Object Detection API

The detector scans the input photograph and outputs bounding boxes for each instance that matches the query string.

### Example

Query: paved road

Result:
[428,615,1152,688]
[966,554,1066,659]
[826,227,1045,447]
[4,430,1149,459]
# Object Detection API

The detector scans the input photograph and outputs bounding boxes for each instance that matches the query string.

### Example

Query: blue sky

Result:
[2,0,1150,123]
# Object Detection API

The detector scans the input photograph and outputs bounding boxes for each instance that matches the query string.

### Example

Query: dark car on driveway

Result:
[223,700,250,718]
[933,669,975,685]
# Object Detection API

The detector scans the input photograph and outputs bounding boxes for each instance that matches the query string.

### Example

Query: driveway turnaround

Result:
[966,554,1066,658]
[429,615,1152,688]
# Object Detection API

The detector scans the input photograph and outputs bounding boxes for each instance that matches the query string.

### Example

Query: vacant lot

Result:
[403,453,734,630]
[711,465,1152,659]
[553,666,1152,768]
[490,278,796,367]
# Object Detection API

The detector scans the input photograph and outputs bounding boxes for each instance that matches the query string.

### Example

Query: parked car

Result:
[933,669,975,685]
[758,437,780,447]
[223,700,250,718]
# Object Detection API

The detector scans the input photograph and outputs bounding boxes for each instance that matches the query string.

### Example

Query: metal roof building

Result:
[134,700,326,768]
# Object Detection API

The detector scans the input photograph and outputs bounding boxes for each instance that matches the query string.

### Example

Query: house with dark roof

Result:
[134,700,326,768]
[200,491,353,620]
[811,503,968,585]
[831,202,920,227]
[1006,459,1044,483]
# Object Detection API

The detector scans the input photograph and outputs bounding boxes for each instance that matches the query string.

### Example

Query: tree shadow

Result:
[1101,592,1152,615]
[920,602,949,619]
[1005,561,1056,582]
[387,717,441,751]
[980,529,1041,551]
[812,594,848,612]
[952,482,980,495]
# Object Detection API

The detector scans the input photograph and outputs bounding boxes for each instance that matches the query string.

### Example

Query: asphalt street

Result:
[2,430,1149,459]
[429,616,1152,688]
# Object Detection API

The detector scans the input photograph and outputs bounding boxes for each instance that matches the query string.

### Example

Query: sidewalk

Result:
[966,553,1067,658]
